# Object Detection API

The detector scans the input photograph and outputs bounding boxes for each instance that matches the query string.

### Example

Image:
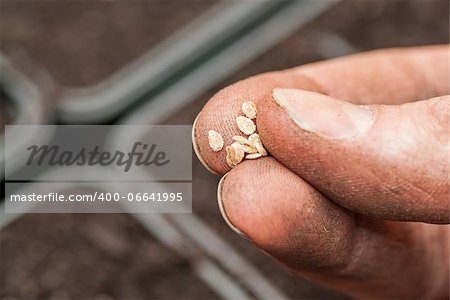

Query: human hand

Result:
[192,45,449,299]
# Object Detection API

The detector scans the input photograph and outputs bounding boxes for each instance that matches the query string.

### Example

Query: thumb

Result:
[258,88,450,223]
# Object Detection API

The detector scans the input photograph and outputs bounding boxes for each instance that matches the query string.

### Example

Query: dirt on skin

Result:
[1,0,448,299]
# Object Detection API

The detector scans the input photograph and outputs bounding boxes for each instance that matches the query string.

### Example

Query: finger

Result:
[192,70,321,174]
[258,89,449,223]
[299,44,449,104]
[193,45,449,175]
[218,157,356,270]
[218,157,449,299]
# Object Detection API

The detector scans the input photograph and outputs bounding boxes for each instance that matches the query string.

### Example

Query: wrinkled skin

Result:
[192,46,449,299]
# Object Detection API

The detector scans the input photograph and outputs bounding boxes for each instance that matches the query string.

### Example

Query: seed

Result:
[231,142,245,163]
[236,116,256,135]
[225,143,245,168]
[225,146,235,168]
[242,101,257,119]
[242,145,257,154]
[208,101,264,166]
[208,130,224,151]
[225,148,235,167]
[232,136,252,146]
[249,133,267,156]
[246,153,262,159]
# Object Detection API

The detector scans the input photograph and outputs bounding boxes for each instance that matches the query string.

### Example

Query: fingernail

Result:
[192,113,219,175]
[272,88,375,139]
[217,174,250,240]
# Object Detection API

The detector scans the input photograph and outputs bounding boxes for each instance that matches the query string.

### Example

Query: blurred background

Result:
[0,0,448,299]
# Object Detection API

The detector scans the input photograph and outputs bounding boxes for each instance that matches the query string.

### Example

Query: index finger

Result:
[193,45,449,175]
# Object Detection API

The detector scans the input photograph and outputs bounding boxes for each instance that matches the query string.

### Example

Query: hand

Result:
[192,45,449,299]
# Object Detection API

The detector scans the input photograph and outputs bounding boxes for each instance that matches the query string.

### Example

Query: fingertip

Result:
[217,173,249,239]
[192,112,220,175]
[192,71,322,175]
[218,157,355,271]
[191,86,247,175]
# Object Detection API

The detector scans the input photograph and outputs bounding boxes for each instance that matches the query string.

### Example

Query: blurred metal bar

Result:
[129,212,253,300]
[195,260,252,300]
[2,0,340,297]
[118,0,339,125]
[0,55,54,179]
[0,168,253,300]
[313,31,358,58]
[106,126,289,299]
[170,214,289,300]
[0,202,21,228]
[107,1,340,298]
[58,0,285,123]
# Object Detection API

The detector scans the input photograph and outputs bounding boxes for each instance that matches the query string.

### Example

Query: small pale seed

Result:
[225,146,235,168]
[242,101,257,119]
[236,116,256,135]
[225,144,245,168]
[232,136,252,146]
[241,144,258,154]
[249,133,268,156]
[208,130,224,151]
[231,142,245,164]
[246,153,262,159]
